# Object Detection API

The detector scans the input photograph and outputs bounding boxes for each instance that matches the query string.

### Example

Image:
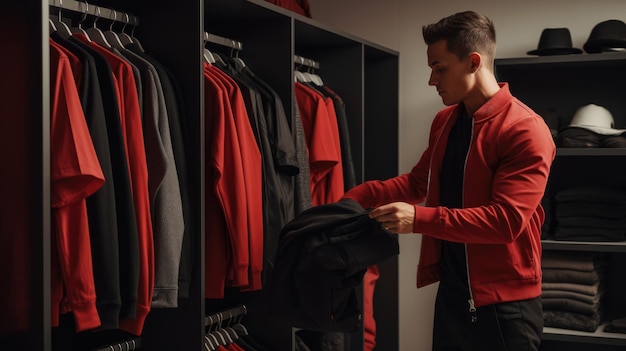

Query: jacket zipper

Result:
[433,108,478,322]
[463,115,478,323]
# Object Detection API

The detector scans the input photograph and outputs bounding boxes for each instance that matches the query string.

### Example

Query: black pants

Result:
[432,285,543,351]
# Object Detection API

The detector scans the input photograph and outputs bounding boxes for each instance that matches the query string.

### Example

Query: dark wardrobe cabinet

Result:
[0,0,399,350]
[496,53,626,350]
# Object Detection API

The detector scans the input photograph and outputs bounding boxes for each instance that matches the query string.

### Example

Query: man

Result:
[343,10,555,351]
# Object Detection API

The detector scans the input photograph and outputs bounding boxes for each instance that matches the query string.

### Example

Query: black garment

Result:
[602,134,626,147]
[433,287,543,351]
[556,127,602,148]
[69,35,141,323]
[269,198,399,332]
[439,106,472,292]
[321,85,357,191]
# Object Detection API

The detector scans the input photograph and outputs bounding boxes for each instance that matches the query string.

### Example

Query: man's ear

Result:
[469,52,481,72]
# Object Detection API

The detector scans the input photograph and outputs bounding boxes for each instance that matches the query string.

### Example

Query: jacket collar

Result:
[471,82,512,122]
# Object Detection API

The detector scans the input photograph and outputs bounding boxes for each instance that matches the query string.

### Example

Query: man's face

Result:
[427,40,473,106]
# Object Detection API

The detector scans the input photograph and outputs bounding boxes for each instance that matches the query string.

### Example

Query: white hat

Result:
[568,104,626,135]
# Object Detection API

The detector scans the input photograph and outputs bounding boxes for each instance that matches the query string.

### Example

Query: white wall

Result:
[308,1,626,350]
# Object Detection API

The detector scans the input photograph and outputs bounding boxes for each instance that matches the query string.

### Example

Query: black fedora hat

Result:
[583,19,626,53]
[527,28,582,56]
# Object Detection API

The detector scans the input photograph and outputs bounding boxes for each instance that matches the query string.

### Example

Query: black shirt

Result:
[439,106,472,291]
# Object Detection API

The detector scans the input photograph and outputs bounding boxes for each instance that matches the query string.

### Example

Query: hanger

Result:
[294,56,312,83]
[118,13,134,46]
[128,16,145,52]
[230,41,246,71]
[307,66,324,86]
[209,330,227,346]
[86,6,112,48]
[202,32,216,64]
[204,335,216,351]
[49,18,58,33]
[50,0,73,39]
[231,305,249,336]
[294,68,309,83]
[205,316,223,348]
[222,310,240,342]
[71,1,90,41]
[302,57,324,86]
[210,314,228,346]
[217,312,235,344]
[103,9,127,50]
[204,48,216,65]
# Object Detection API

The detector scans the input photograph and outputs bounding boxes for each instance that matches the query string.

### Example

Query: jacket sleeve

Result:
[342,142,431,209]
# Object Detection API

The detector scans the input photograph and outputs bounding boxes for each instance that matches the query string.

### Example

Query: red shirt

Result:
[203,63,263,297]
[295,82,344,205]
[50,39,104,332]
[203,68,245,298]
[206,65,263,292]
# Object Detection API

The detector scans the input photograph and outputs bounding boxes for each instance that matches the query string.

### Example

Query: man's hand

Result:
[368,202,415,234]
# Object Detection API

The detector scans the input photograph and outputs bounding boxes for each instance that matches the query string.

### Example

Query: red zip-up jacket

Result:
[344,83,555,308]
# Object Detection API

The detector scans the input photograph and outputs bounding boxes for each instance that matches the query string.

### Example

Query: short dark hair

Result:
[422,11,496,62]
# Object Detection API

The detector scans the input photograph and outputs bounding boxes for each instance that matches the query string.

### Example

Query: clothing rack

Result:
[91,338,141,351]
[294,54,319,70]
[204,32,243,51]
[48,0,139,27]
[204,304,248,328]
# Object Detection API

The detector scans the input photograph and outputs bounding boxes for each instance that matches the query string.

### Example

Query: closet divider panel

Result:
[0,1,50,351]
[364,45,400,351]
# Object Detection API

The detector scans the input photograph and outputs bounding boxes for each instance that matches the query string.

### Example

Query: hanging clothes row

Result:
[91,337,142,351]
[203,32,305,298]
[48,0,194,341]
[293,54,357,202]
[204,305,268,351]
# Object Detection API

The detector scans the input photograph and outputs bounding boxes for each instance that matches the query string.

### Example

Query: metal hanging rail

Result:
[204,32,243,51]
[48,0,139,27]
[294,54,320,69]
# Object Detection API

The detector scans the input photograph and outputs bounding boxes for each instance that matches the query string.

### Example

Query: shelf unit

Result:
[543,325,626,346]
[496,52,626,350]
[0,0,399,350]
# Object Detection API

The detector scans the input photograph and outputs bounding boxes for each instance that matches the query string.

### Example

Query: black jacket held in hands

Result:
[268,198,399,332]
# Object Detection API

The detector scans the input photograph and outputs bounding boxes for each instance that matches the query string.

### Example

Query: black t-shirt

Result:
[439,106,472,291]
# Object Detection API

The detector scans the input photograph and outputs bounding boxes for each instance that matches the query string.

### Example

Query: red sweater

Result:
[344,84,556,307]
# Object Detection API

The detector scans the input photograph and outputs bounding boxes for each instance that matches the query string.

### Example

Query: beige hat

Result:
[568,104,626,135]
